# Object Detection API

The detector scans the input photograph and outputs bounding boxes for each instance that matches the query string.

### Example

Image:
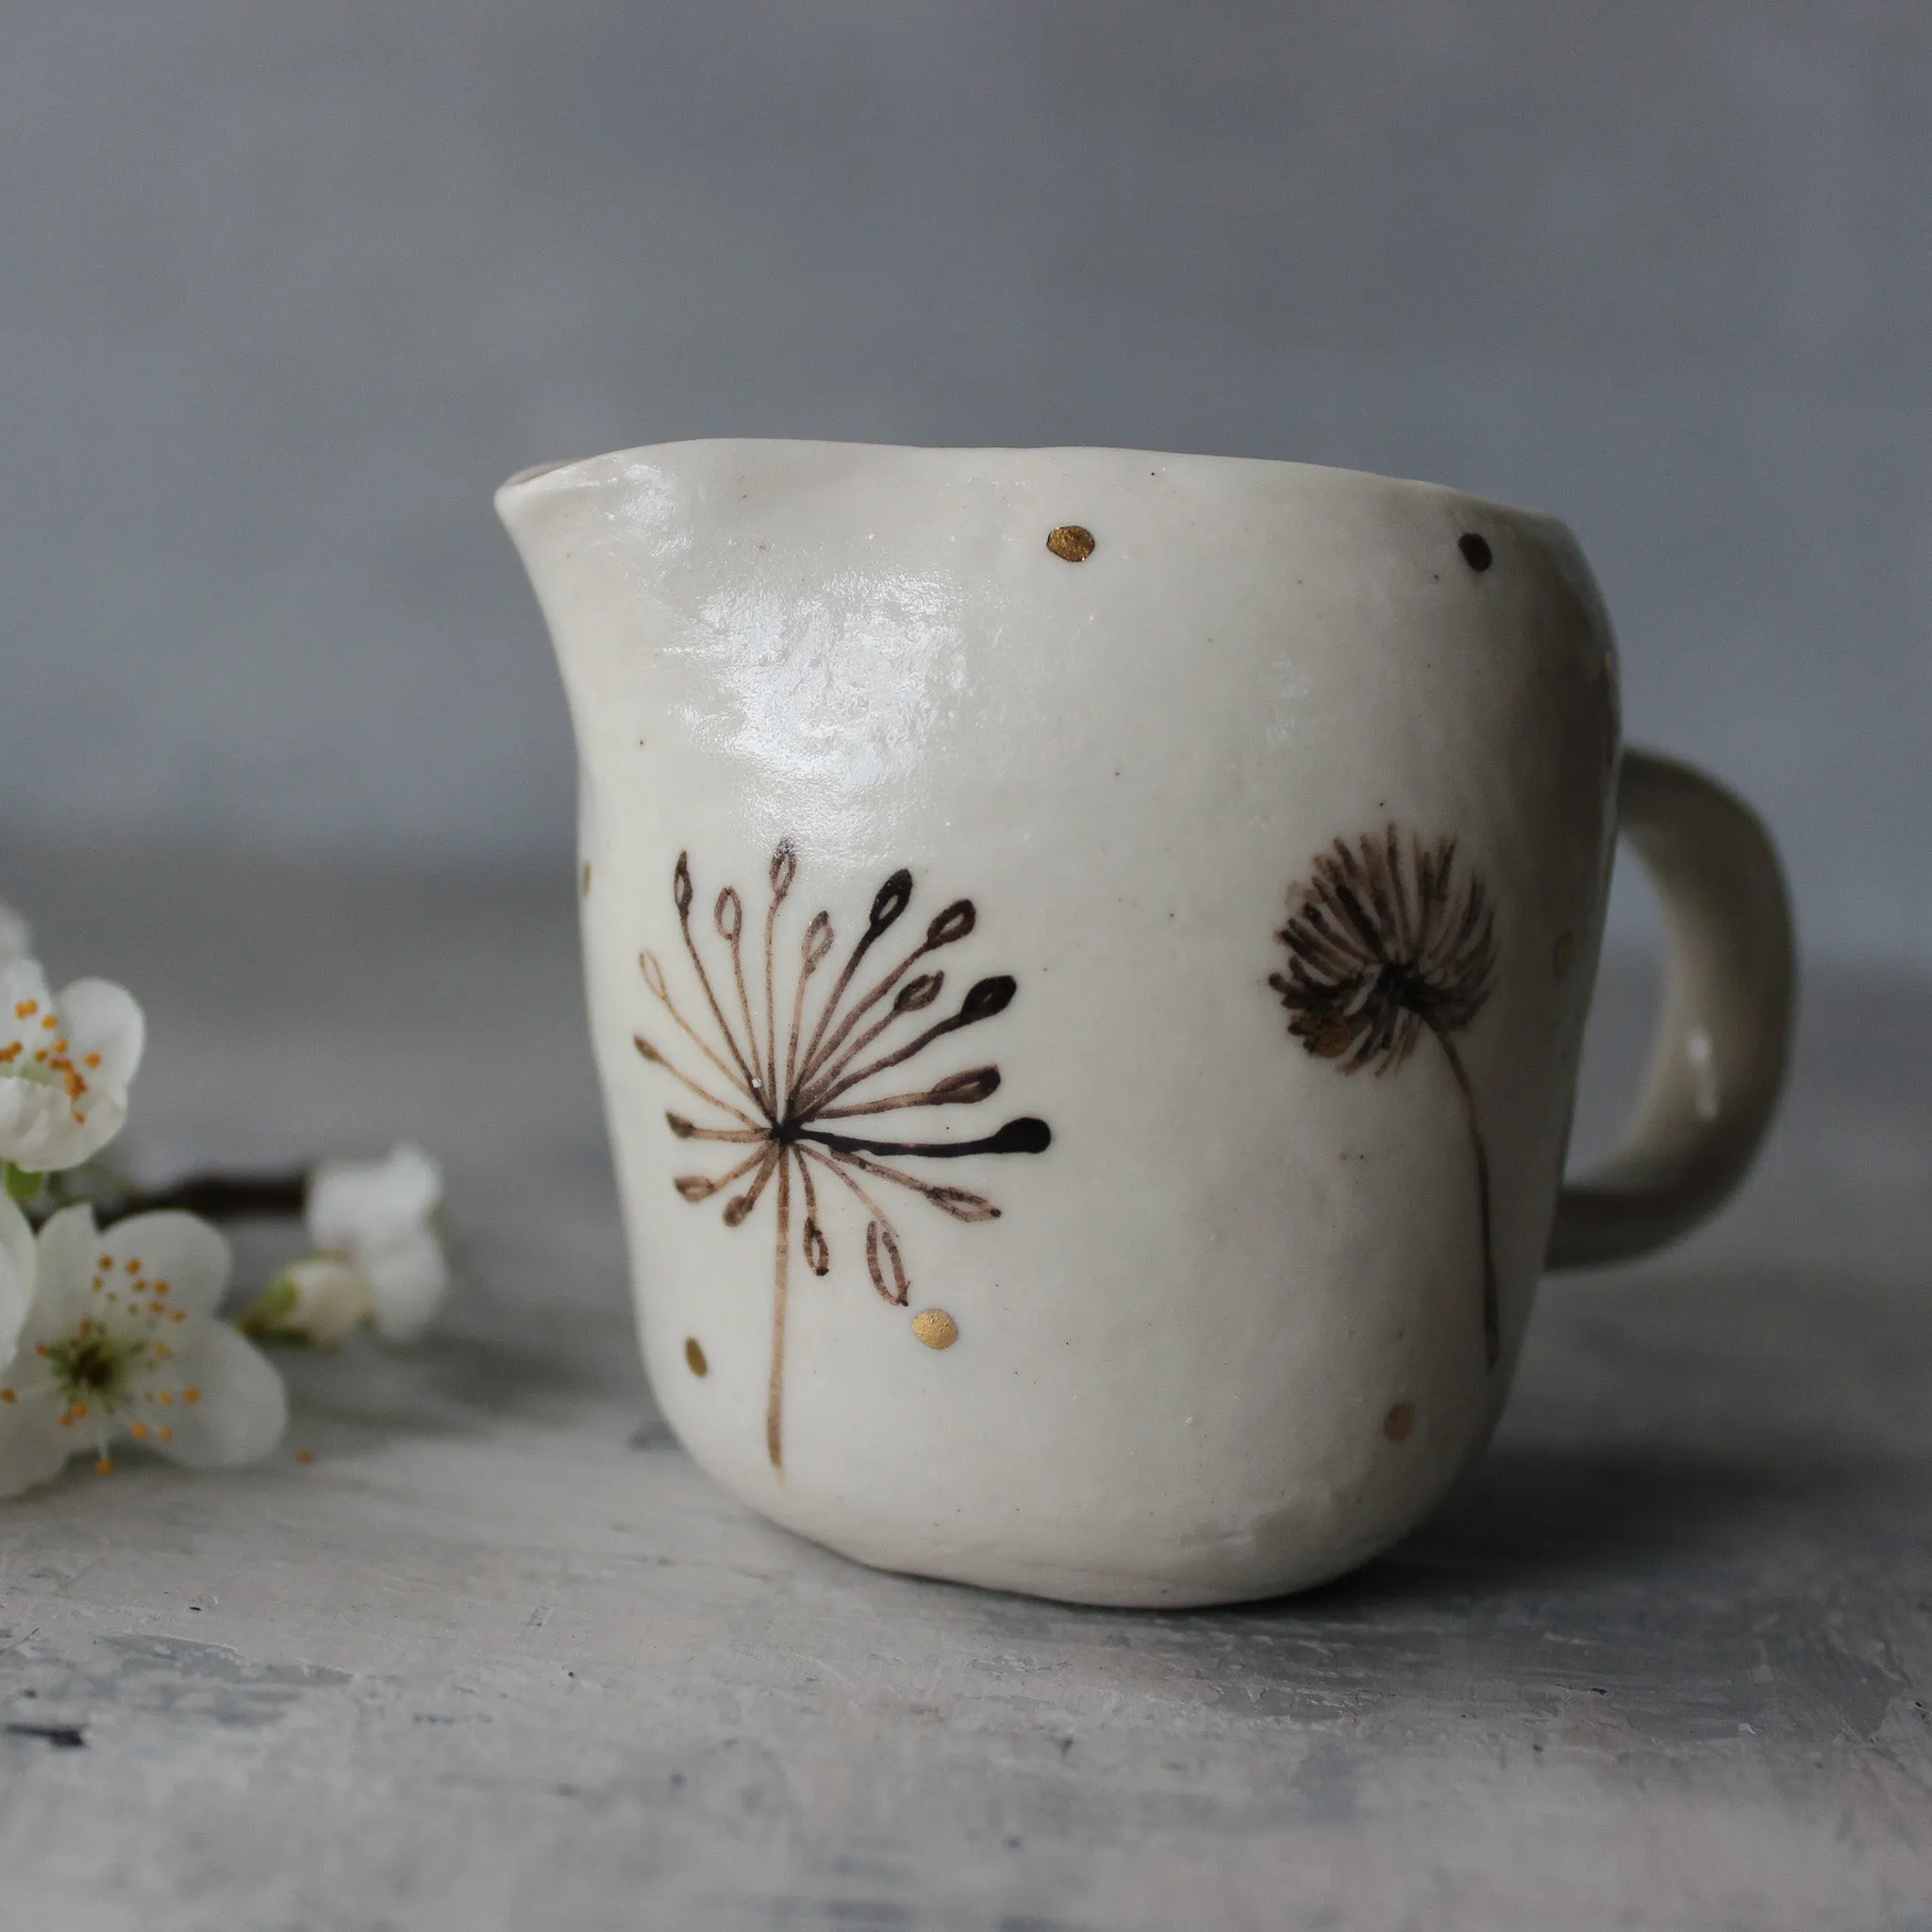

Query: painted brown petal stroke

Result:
[666,1111,764,1142]
[770,841,797,897]
[800,1115,1052,1161]
[867,869,913,937]
[916,1183,1001,1224]
[814,1065,1004,1118]
[714,885,743,943]
[892,972,944,1013]
[673,852,694,918]
[866,1221,910,1304]
[800,911,835,971]
[673,1145,769,1204]
[723,1146,781,1225]
[803,1220,830,1275]
[924,1064,1002,1104]
[924,900,975,948]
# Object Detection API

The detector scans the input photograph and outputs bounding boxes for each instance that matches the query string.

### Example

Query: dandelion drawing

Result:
[1270,826,1503,1365]
[633,843,1052,1470]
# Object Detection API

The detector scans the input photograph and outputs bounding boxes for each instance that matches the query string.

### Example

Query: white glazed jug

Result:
[498,440,1792,1607]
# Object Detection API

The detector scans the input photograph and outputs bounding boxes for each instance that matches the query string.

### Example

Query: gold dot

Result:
[684,1337,708,1377]
[1383,1403,1415,1441]
[581,860,592,897]
[294,1449,316,1465]
[1553,931,1575,976]
[910,1308,958,1350]
[1045,525,1095,563]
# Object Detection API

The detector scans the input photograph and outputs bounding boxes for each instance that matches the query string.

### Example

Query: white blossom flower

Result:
[308,1142,447,1342]
[239,1255,375,1351]
[0,1203,286,1495]
[241,1142,448,1350]
[0,957,144,1174]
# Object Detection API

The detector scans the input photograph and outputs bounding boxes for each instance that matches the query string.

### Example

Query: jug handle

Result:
[1545,748,1796,1270]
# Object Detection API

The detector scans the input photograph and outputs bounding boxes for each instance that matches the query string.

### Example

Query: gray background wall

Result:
[2,3,1925,965]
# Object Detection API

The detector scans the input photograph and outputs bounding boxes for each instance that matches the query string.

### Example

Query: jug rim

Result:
[493,437,1560,532]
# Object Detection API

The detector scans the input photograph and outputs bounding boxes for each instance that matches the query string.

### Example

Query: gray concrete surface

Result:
[2,6,1929,964]
[0,843,1927,1929]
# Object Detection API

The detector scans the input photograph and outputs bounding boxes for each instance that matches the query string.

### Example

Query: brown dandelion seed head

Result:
[1046,525,1095,562]
[1274,825,1496,1074]
[633,845,1054,1465]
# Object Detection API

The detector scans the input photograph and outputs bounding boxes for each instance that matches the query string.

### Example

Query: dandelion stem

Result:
[1432,1027,1499,1367]
[767,1154,791,1472]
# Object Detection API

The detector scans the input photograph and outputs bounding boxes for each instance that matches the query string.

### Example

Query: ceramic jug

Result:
[498,440,1792,1607]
